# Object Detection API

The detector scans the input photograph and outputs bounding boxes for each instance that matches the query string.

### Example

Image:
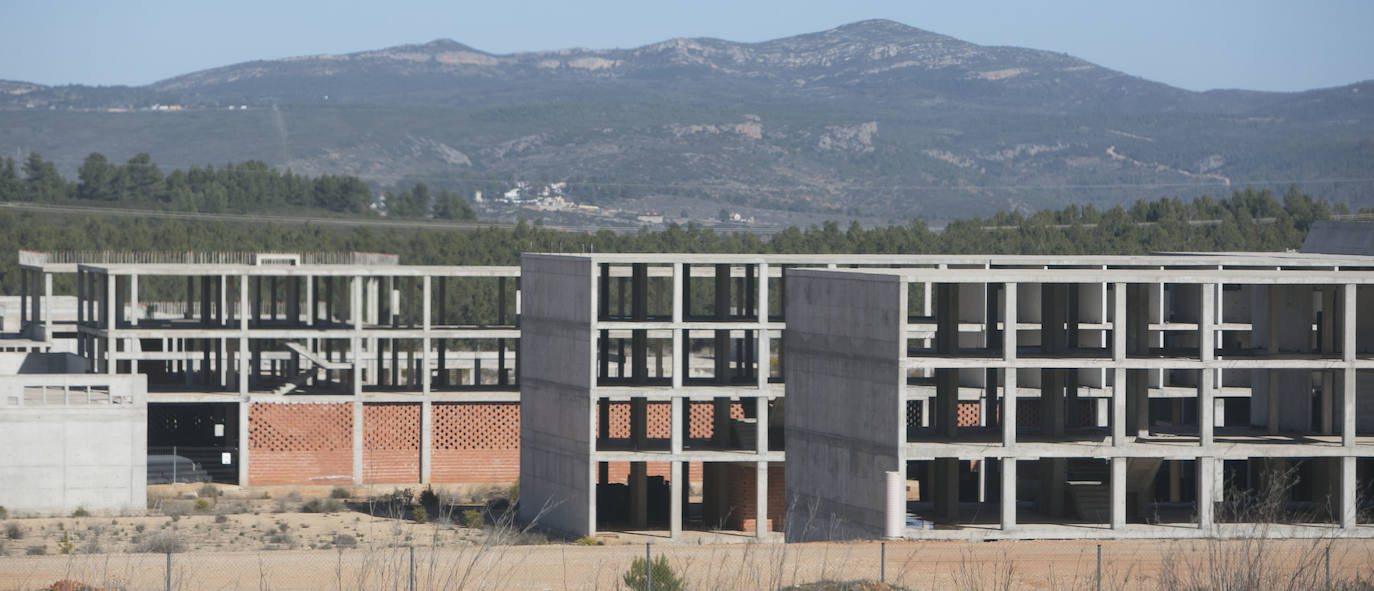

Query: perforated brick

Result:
[957,401,980,427]
[248,402,353,485]
[363,403,419,484]
[431,402,520,484]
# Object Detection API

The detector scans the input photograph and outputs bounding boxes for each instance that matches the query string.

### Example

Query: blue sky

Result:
[3,0,1371,92]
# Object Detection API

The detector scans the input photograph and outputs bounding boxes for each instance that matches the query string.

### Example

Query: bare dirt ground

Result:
[3,537,1373,590]
[2,484,1373,590]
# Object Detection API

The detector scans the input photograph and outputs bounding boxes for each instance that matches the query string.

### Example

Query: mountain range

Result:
[2,19,1370,220]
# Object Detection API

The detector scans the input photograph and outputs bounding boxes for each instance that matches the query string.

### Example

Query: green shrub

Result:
[193,499,211,511]
[330,487,351,499]
[197,484,220,498]
[622,554,684,591]
[506,482,519,502]
[71,507,90,518]
[0,506,7,519]
[333,534,357,548]
[463,509,483,529]
[4,523,22,540]
[419,486,439,506]
[214,514,228,524]
[411,506,428,524]
[574,536,603,546]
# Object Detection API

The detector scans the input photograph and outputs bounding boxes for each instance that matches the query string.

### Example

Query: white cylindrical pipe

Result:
[885,470,903,538]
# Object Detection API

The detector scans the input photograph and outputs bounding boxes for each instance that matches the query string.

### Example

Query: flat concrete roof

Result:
[526,252,1374,268]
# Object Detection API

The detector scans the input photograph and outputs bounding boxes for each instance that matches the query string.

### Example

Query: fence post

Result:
[165,551,172,591]
[172,445,177,484]
[1096,544,1101,591]
[1326,546,1331,589]
[645,542,651,591]
[881,542,886,583]
[409,545,416,591]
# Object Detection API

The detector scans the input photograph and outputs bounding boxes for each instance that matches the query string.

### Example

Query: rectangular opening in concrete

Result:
[597,329,673,385]
[905,457,1005,528]
[148,401,239,484]
[682,329,758,385]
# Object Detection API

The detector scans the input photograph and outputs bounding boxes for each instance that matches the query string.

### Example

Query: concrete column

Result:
[1341,456,1357,529]
[422,276,431,396]
[1267,285,1281,434]
[128,274,138,327]
[238,400,250,486]
[1200,368,1215,447]
[106,273,116,375]
[671,263,683,390]
[670,460,682,539]
[1344,283,1357,448]
[351,277,363,396]
[1003,369,1017,446]
[755,460,768,539]
[1197,457,1214,529]
[239,274,249,396]
[1003,283,1017,446]
[43,272,52,342]
[629,462,647,528]
[757,262,769,389]
[420,399,432,484]
[1322,288,1337,434]
[1110,457,1126,529]
[352,401,364,485]
[936,457,960,523]
[1001,457,1016,530]
[936,283,959,437]
[1112,367,1127,446]
[20,267,27,328]
[305,275,315,326]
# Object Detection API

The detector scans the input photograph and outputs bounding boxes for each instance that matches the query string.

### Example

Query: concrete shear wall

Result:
[518,254,594,536]
[784,269,905,542]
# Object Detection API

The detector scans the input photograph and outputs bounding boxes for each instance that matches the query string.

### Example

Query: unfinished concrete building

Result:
[11,251,521,488]
[784,253,1374,541]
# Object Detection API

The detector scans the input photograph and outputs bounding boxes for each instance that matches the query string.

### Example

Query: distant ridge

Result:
[1,19,1370,220]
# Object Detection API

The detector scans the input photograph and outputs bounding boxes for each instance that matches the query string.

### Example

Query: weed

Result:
[135,524,145,533]
[70,507,90,518]
[574,536,603,546]
[214,514,228,524]
[56,531,73,555]
[412,506,428,524]
[198,483,220,499]
[133,532,186,553]
[463,509,484,529]
[301,498,345,513]
[4,523,22,540]
[330,487,351,499]
[0,506,7,519]
[194,498,211,511]
[334,533,357,548]
[26,545,45,556]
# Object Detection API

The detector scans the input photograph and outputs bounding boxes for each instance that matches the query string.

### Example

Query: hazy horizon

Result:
[2,0,1372,93]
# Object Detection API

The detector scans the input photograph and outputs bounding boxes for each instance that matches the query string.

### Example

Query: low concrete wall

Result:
[0,375,147,515]
[784,269,906,542]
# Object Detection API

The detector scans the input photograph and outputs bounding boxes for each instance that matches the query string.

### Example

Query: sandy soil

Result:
[3,536,1373,590]
[3,484,1373,590]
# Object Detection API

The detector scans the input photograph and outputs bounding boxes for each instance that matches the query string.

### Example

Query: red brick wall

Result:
[725,462,784,532]
[248,402,353,486]
[431,402,520,484]
[363,403,420,484]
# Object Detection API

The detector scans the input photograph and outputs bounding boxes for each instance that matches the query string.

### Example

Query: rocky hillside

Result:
[2,20,1370,220]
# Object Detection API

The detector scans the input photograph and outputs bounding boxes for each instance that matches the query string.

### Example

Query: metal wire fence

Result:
[1,534,1370,591]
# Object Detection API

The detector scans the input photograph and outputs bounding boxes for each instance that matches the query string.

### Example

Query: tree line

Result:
[0,152,474,220]
[0,185,1343,324]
